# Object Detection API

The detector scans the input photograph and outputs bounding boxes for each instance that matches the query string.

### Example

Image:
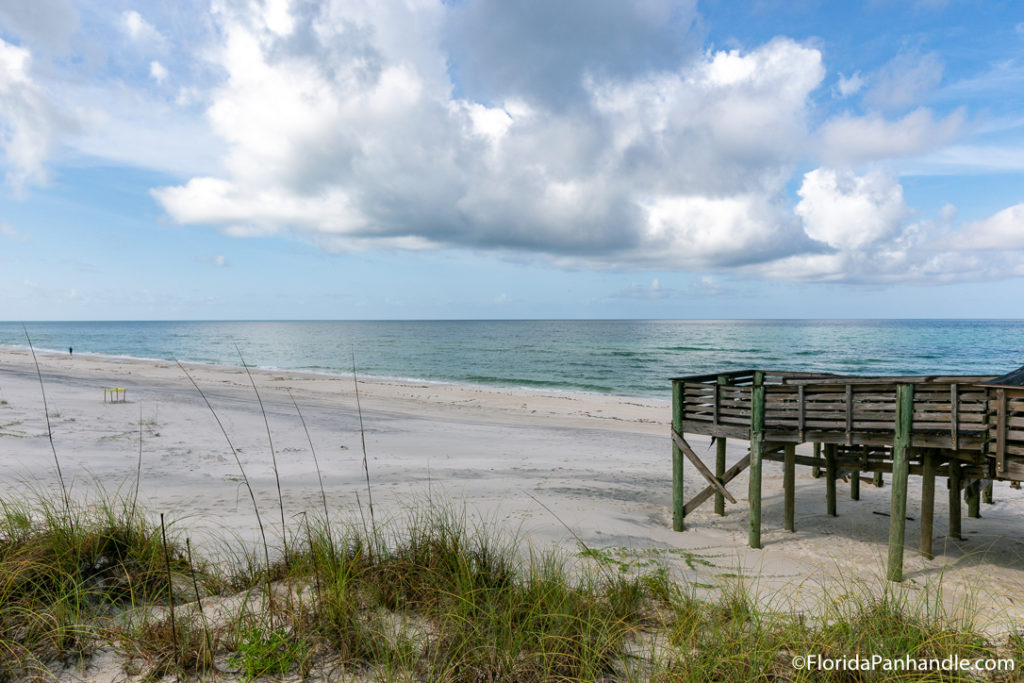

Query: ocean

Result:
[1,320,1022,398]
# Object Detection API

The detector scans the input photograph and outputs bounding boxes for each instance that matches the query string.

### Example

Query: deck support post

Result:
[748,372,765,550]
[715,436,727,516]
[672,381,685,531]
[920,450,936,560]
[1012,481,1021,490]
[948,460,962,540]
[967,481,981,519]
[887,383,914,582]
[983,482,994,505]
[812,442,821,479]
[850,469,861,500]
[715,372,731,517]
[784,444,795,532]
[874,471,884,487]
[825,444,837,517]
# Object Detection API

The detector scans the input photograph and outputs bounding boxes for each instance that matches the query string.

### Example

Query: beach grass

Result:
[0,490,1020,682]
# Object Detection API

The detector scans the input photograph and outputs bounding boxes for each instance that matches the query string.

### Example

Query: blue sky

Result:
[1,0,1023,320]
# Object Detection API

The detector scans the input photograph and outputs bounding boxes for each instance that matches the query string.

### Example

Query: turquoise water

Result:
[1,320,1022,398]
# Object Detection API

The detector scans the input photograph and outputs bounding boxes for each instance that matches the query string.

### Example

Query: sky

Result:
[1,0,1024,320]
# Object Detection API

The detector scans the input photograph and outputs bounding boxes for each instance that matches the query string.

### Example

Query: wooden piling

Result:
[749,371,765,549]
[983,482,994,505]
[825,444,837,517]
[1012,481,1021,490]
[887,383,914,582]
[874,471,884,487]
[715,375,729,516]
[812,442,821,479]
[715,436,727,516]
[967,481,980,519]
[948,459,962,540]
[920,450,935,560]
[784,443,795,532]
[672,380,684,531]
[850,468,860,500]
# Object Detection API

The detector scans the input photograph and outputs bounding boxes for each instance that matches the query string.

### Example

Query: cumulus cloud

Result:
[753,169,1024,284]
[444,0,700,109]
[952,203,1024,250]
[131,0,981,283]
[153,2,825,269]
[796,168,909,250]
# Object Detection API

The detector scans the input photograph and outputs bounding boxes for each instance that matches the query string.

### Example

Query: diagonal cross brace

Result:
[672,429,737,505]
[683,453,751,517]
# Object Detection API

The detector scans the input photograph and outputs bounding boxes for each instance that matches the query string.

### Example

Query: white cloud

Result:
[262,0,295,36]
[153,177,367,236]
[757,174,1024,284]
[952,203,1024,250]
[149,60,169,84]
[796,168,909,250]
[863,51,944,111]
[0,39,66,192]
[818,107,964,164]
[835,71,864,97]
[638,193,801,267]
[155,11,824,268]
[119,10,163,45]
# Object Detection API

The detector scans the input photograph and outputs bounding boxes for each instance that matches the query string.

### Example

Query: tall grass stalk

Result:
[236,344,289,566]
[160,513,179,667]
[23,327,70,518]
[128,404,144,528]
[186,538,214,669]
[174,359,271,573]
[288,389,331,546]
[352,354,375,534]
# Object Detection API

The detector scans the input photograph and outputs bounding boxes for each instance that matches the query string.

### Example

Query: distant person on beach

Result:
[69,347,73,356]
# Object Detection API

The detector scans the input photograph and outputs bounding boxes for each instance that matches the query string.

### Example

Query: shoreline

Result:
[3,343,670,404]
[2,346,1024,633]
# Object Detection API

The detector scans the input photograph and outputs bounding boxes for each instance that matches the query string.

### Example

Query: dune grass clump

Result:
[657,573,1012,682]
[256,506,656,681]
[0,492,209,681]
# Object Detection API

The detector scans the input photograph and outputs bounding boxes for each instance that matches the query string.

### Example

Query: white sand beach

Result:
[2,346,1024,633]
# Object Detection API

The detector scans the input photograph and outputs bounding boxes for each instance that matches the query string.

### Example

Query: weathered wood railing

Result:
[987,385,1024,480]
[670,368,1024,584]
[676,371,996,451]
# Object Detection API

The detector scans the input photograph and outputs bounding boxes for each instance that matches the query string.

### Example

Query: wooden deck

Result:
[670,369,1024,582]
